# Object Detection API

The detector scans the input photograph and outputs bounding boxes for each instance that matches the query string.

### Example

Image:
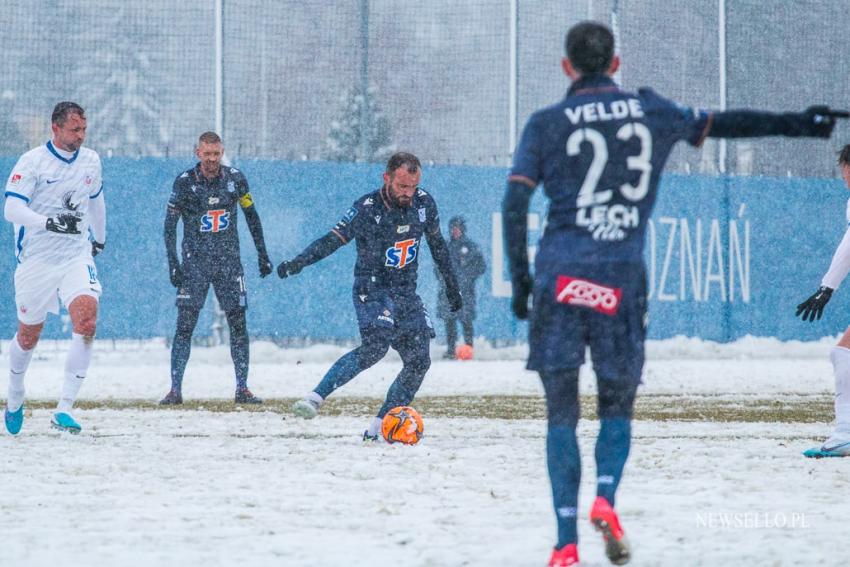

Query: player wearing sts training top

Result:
[503,22,843,566]
[160,132,273,405]
[796,144,850,458]
[3,101,106,435]
[278,152,462,440]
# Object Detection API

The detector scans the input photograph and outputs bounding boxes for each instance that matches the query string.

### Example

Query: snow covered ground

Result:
[1,337,848,566]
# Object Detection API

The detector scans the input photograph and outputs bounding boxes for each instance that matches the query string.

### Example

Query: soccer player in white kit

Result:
[796,144,850,457]
[3,101,106,435]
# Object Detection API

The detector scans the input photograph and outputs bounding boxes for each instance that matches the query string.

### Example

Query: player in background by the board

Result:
[160,132,273,406]
[3,101,106,435]
[797,144,850,459]
[278,152,461,440]
[503,21,843,566]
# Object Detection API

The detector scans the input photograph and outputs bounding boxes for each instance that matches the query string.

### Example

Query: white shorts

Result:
[14,257,102,325]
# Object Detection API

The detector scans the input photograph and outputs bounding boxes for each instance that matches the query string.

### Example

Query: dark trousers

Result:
[444,316,474,353]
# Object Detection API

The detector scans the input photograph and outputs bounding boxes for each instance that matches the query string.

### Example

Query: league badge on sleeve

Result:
[342,206,358,223]
[418,208,426,222]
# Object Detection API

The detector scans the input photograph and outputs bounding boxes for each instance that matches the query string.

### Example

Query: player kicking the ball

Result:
[3,102,106,435]
[504,21,843,566]
[278,152,461,440]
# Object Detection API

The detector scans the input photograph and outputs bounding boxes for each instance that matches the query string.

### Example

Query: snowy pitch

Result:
[2,337,848,566]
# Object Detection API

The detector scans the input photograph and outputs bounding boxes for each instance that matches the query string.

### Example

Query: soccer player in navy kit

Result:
[161,132,273,405]
[278,152,461,440]
[503,22,842,566]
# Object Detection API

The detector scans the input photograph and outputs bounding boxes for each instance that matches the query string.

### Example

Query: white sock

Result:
[57,333,93,413]
[829,346,850,436]
[366,416,383,437]
[7,335,34,412]
[306,391,324,407]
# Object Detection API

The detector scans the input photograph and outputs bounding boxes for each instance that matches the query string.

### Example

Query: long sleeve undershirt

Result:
[88,192,106,243]
[4,196,47,228]
[823,220,850,290]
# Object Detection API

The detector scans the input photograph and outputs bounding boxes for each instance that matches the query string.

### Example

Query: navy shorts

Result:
[353,290,435,340]
[527,263,647,384]
[176,261,247,312]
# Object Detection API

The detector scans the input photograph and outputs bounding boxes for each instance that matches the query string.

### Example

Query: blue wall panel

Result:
[0,157,845,342]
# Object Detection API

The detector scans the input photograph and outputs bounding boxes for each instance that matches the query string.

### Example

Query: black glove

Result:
[446,286,463,313]
[799,106,845,138]
[277,260,304,279]
[91,240,105,257]
[511,273,533,320]
[796,286,833,322]
[45,212,82,235]
[258,252,273,278]
[169,264,184,288]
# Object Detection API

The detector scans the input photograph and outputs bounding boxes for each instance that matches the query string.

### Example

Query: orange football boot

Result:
[548,543,579,566]
[589,496,630,565]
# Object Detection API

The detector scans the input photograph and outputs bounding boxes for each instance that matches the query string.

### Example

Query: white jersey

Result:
[4,141,103,264]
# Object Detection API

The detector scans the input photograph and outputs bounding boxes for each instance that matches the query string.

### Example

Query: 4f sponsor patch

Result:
[10,173,21,184]
[555,275,622,316]
[385,238,418,268]
[200,209,230,232]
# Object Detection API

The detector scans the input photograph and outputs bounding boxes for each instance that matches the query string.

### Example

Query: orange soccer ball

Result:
[455,344,474,360]
[381,406,424,445]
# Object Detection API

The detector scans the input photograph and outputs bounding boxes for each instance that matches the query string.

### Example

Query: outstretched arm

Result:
[709,106,842,139]
[502,177,536,319]
[277,232,345,278]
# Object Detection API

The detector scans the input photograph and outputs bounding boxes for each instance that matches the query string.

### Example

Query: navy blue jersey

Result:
[511,76,711,271]
[331,186,442,296]
[168,164,254,263]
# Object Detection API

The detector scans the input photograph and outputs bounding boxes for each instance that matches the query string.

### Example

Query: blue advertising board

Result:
[0,157,845,342]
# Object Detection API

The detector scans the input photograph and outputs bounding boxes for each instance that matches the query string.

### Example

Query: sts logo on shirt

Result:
[385,238,418,268]
[200,209,230,232]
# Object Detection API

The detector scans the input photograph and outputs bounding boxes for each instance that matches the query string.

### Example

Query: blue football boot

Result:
[803,436,850,458]
[5,404,24,435]
[51,412,82,434]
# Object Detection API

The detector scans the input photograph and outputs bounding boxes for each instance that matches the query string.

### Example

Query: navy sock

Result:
[170,336,191,391]
[170,308,200,392]
[595,378,637,507]
[548,424,581,548]
[540,369,581,548]
[315,334,389,400]
[595,417,632,506]
[377,332,430,417]
[226,309,249,390]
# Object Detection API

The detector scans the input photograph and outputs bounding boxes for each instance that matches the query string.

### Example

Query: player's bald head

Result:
[565,21,615,76]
